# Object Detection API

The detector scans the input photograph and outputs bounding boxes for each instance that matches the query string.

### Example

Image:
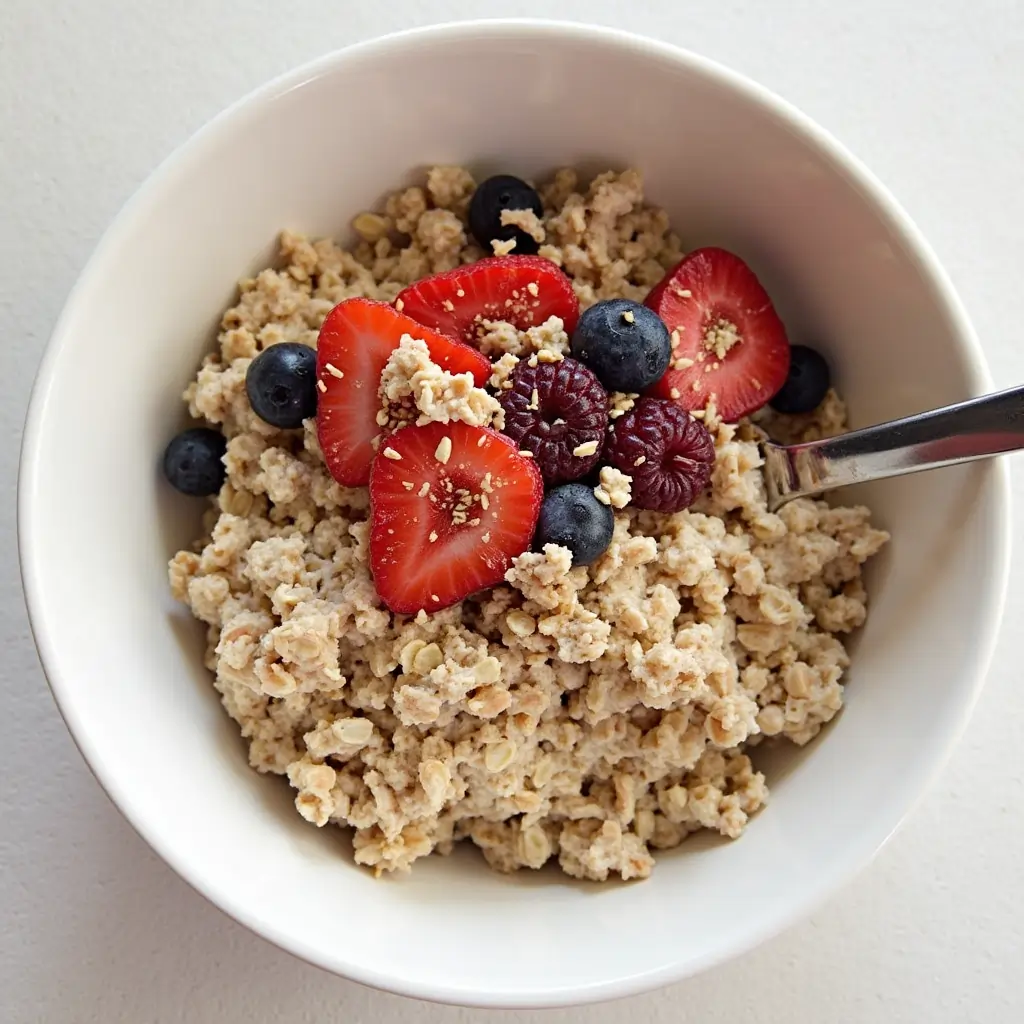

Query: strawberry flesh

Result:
[316,297,491,487]
[644,247,790,421]
[369,421,543,614]
[395,255,580,345]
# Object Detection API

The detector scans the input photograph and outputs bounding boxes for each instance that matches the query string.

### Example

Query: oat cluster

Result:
[379,336,504,432]
[170,167,888,879]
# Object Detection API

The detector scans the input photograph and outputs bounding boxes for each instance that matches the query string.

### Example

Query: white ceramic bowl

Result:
[19,20,1010,1008]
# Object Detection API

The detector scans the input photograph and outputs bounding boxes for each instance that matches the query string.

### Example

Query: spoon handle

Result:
[763,384,1024,511]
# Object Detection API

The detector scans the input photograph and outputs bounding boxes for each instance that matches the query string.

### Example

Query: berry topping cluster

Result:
[164,173,830,613]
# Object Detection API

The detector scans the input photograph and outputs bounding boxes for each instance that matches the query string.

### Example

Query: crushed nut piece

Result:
[593,466,632,509]
[703,318,741,359]
[536,349,564,363]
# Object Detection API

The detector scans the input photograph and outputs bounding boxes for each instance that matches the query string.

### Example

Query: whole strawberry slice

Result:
[645,247,790,421]
[369,421,543,614]
[395,255,580,345]
[316,297,491,486]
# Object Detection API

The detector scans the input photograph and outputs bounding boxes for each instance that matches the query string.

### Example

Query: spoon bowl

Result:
[764,384,1024,510]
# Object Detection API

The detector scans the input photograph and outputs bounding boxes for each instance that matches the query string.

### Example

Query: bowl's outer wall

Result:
[19,22,1009,1008]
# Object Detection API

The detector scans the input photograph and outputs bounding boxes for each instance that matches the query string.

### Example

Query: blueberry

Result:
[570,299,672,393]
[246,342,318,428]
[534,482,615,567]
[769,345,831,414]
[468,175,543,255]
[163,428,226,496]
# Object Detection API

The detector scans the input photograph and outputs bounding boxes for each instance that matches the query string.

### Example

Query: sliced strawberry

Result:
[369,421,543,614]
[316,298,492,486]
[644,247,790,421]
[395,255,580,345]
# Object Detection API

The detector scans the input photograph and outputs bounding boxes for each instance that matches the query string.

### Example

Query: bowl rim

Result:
[18,18,1012,1009]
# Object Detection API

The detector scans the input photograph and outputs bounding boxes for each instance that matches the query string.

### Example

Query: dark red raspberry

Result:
[604,397,715,512]
[498,358,608,485]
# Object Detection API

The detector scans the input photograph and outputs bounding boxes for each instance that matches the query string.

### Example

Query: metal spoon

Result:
[762,384,1024,512]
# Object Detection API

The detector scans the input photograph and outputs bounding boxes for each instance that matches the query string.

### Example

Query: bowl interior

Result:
[20,23,1007,1007]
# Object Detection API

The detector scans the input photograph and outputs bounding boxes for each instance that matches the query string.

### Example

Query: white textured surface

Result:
[2,1,1022,1020]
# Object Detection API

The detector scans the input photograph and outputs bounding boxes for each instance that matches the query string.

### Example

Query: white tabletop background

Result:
[3,1,1023,1020]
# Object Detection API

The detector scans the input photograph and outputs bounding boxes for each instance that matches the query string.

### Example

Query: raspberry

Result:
[604,397,715,512]
[498,358,608,485]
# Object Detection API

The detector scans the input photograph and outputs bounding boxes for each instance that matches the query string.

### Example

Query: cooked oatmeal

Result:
[169,167,888,880]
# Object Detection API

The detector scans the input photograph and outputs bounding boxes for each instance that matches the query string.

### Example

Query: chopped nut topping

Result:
[536,349,564,363]
[703,317,741,359]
